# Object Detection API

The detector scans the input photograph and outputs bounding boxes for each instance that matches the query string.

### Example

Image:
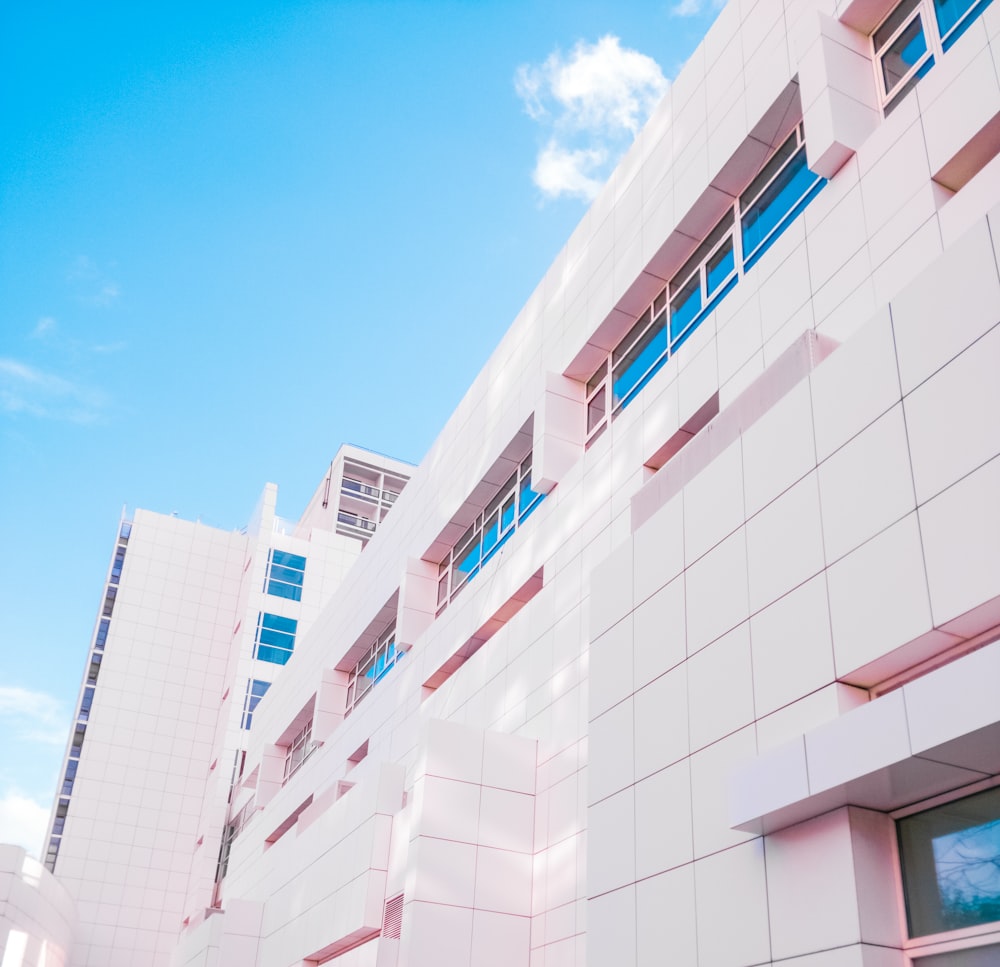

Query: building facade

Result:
[6,0,1000,962]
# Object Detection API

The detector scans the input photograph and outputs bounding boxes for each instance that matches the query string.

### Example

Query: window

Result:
[874,0,994,115]
[241,679,271,730]
[94,618,110,651]
[436,453,544,610]
[346,626,401,714]
[283,720,316,782]
[585,124,824,443]
[254,613,297,665]
[899,786,1000,941]
[265,549,306,601]
[109,544,126,585]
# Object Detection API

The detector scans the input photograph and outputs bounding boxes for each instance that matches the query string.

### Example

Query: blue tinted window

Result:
[255,613,297,665]
[241,678,271,729]
[742,146,825,269]
[266,550,306,602]
[613,312,669,409]
[898,786,1000,937]
[935,0,994,45]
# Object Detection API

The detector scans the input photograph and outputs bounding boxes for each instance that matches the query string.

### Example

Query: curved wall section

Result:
[0,845,76,967]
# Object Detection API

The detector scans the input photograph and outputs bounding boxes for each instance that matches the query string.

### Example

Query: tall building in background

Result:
[3,0,1000,963]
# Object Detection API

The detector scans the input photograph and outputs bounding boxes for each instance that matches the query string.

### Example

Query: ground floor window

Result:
[898,784,1000,963]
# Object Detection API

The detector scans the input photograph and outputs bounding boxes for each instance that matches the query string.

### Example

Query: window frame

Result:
[345,625,401,714]
[282,719,317,783]
[872,0,938,116]
[891,778,1000,964]
[264,549,306,602]
[584,123,823,445]
[435,453,543,612]
[254,612,298,665]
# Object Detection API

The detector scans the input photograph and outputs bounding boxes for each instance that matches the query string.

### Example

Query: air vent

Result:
[383,894,403,940]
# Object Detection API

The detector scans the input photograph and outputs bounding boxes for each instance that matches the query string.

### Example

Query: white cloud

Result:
[0,686,68,747]
[670,0,727,17]
[533,141,608,202]
[516,35,669,200]
[0,790,50,856]
[0,357,107,424]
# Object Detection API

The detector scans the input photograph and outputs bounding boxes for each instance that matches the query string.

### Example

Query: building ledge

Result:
[729,638,1000,834]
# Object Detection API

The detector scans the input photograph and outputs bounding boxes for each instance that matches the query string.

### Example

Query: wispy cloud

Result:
[515,35,669,201]
[670,0,727,18]
[31,316,57,339]
[0,357,108,424]
[0,790,51,856]
[68,255,121,307]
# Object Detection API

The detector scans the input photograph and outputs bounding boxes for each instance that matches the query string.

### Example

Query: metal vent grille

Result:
[383,894,404,940]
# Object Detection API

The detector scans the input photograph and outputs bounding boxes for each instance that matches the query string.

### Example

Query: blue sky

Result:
[0,0,721,854]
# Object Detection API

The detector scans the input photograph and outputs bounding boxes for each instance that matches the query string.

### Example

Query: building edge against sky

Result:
[4,0,1000,961]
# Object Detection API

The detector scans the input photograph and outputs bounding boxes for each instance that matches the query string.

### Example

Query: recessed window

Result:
[436,453,543,610]
[585,123,824,443]
[898,785,1000,944]
[873,0,994,115]
[346,626,401,714]
[240,679,271,730]
[283,720,316,782]
[265,550,306,602]
[254,613,298,665]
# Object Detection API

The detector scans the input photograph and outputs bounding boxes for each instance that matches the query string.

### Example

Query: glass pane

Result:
[706,238,735,297]
[612,310,668,408]
[881,17,929,93]
[741,147,819,261]
[266,580,302,601]
[612,307,652,366]
[884,55,935,114]
[587,363,607,397]
[455,538,481,578]
[482,510,500,554]
[587,386,606,433]
[502,494,516,531]
[518,476,540,518]
[670,274,701,342]
[262,613,297,635]
[935,0,993,46]
[671,213,736,295]
[898,786,1000,937]
[740,131,798,211]
[874,0,923,49]
[270,550,306,570]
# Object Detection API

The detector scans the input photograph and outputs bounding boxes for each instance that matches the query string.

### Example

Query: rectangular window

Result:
[898,786,1000,940]
[241,678,271,730]
[254,613,297,665]
[874,0,936,114]
[346,626,402,714]
[436,452,544,611]
[283,720,316,782]
[873,0,993,115]
[585,123,824,444]
[740,124,825,270]
[265,549,306,601]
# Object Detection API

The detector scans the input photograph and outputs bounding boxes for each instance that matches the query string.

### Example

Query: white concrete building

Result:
[6,0,1000,962]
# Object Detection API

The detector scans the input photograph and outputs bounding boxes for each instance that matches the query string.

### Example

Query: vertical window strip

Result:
[265,549,306,602]
[241,678,271,730]
[254,613,298,665]
[585,123,825,445]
